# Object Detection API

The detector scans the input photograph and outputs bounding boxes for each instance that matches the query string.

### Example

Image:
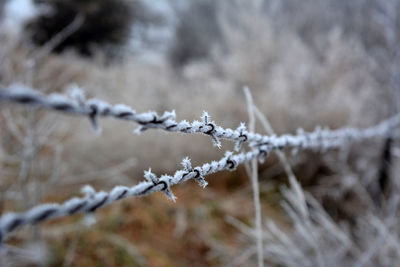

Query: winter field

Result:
[0,0,400,266]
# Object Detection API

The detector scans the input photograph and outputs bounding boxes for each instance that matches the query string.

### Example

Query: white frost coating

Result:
[112,104,135,115]
[86,99,112,114]
[0,83,399,244]
[4,84,44,104]
[47,94,73,105]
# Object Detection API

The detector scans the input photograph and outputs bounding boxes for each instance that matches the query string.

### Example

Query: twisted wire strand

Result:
[1,84,399,151]
[0,149,263,243]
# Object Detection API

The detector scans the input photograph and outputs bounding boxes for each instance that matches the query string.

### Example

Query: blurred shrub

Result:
[0,1,4,17]
[168,0,223,68]
[27,0,133,56]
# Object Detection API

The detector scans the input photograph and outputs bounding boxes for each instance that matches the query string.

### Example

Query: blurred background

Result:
[0,0,399,266]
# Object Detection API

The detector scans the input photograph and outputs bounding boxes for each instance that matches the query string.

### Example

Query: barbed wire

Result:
[1,84,398,151]
[0,83,399,244]
[0,149,264,244]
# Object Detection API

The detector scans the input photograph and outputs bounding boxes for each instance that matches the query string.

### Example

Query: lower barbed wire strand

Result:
[0,148,266,243]
[0,84,399,150]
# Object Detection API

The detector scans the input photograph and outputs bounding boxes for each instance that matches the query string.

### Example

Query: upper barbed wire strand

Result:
[1,84,399,151]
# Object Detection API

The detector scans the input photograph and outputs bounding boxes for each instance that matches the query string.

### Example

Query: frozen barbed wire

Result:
[0,84,399,151]
[1,83,400,245]
[0,148,264,243]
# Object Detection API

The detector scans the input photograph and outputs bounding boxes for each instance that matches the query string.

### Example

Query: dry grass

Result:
[0,0,398,266]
